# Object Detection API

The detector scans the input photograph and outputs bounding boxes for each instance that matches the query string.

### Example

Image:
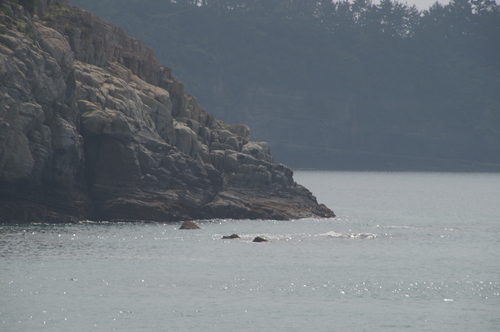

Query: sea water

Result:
[1,171,499,331]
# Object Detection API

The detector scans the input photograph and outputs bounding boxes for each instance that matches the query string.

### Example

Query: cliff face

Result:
[0,0,334,223]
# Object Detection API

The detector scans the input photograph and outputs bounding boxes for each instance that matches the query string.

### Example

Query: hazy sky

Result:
[388,0,448,9]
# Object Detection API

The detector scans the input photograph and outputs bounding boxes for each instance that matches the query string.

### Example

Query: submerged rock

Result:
[0,0,335,223]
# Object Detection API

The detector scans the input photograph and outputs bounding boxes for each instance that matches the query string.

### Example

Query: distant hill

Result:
[70,0,500,171]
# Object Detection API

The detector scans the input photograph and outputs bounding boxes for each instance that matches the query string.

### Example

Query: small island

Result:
[0,0,334,223]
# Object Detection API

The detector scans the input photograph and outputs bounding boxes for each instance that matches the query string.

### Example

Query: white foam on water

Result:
[321,231,377,239]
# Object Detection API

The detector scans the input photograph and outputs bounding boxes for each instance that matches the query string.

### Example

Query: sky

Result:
[387,0,448,9]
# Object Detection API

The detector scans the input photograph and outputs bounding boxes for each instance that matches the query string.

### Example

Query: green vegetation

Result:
[42,1,70,21]
[70,0,500,167]
[0,3,13,16]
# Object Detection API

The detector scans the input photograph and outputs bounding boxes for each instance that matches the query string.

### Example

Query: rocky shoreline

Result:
[0,0,335,223]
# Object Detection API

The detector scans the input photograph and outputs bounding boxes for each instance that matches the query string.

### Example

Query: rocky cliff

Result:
[0,0,334,223]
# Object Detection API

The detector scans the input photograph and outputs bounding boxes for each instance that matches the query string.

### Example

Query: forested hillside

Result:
[70,0,500,171]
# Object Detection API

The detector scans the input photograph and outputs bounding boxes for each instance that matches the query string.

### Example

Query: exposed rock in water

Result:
[222,234,240,239]
[0,0,335,223]
[179,221,201,230]
[253,236,268,243]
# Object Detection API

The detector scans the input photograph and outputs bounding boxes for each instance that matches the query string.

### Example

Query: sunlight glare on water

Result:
[1,172,499,331]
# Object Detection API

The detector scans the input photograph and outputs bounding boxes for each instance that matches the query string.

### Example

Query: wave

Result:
[321,231,377,239]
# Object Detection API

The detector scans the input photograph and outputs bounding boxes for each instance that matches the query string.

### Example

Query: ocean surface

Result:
[1,171,499,331]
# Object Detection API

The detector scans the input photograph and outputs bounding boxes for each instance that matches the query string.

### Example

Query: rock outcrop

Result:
[179,220,201,230]
[253,236,268,243]
[222,234,240,239]
[0,0,335,223]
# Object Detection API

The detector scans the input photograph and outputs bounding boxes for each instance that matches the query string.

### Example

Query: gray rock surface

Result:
[179,220,201,230]
[0,0,335,223]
